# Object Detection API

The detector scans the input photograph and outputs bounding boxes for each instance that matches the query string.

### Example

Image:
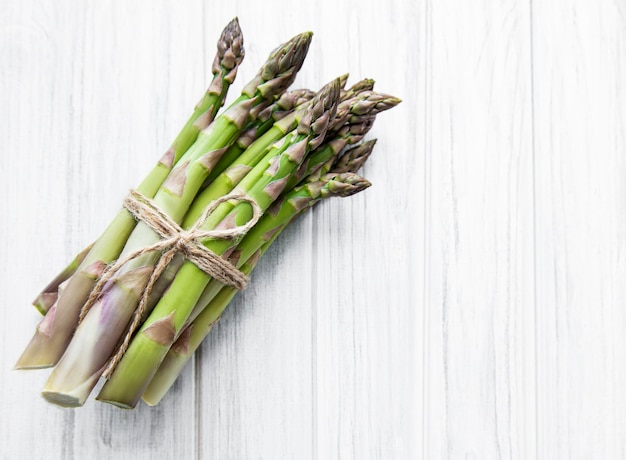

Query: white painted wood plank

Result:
[532,1,626,458]
[196,223,316,459]
[194,9,318,460]
[310,2,424,460]
[2,1,93,459]
[2,0,204,458]
[70,1,205,457]
[173,3,421,459]
[424,0,535,458]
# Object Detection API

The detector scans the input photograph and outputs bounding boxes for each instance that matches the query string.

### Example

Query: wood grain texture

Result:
[424,0,535,458]
[2,0,626,459]
[532,1,626,458]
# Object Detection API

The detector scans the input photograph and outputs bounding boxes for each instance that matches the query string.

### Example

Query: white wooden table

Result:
[2,0,625,458]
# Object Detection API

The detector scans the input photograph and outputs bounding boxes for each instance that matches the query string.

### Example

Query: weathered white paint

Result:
[1,0,625,458]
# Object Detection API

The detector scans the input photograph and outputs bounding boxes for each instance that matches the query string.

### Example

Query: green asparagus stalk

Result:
[185,140,378,326]
[126,100,354,316]
[150,143,376,398]
[91,101,380,345]
[141,255,258,406]
[32,243,94,315]
[180,83,354,291]
[26,33,310,387]
[16,19,246,370]
[286,91,400,189]
[143,168,372,405]
[33,28,252,315]
[96,79,340,409]
[144,140,376,404]
[185,109,386,316]
[199,75,344,189]
[28,19,244,319]
[332,91,401,131]
[170,17,245,165]
[121,134,354,362]
[184,80,378,227]
[38,36,317,407]
[202,87,317,187]
[183,105,310,226]
[111,99,382,408]
[316,138,376,178]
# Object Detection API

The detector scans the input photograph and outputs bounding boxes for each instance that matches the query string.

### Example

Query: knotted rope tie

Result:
[78,189,262,377]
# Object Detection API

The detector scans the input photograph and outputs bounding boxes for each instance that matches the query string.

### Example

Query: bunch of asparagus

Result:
[16,18,401,409]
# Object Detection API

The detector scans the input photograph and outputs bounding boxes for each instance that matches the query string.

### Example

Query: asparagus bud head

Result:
[242,32,313,100]
[333,139,378,173]
[212,17,245,86]
[298,78,341,151]
[318,172,372,198]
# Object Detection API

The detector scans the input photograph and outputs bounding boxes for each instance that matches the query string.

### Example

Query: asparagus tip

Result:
[243,31,314,100]
[332,139,378,173]
[299,78,341,149]
[338,73,350,89]
[365,138,378,146]
[214,17,245,84]
[345,78,376,96]
[385,94,402,106]
[320,172,372,198]
[350,91,402,117]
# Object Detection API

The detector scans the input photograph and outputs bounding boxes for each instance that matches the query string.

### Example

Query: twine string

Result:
[77,189,262,377]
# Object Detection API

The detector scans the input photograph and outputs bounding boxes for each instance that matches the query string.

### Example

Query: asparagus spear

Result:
[184,81,380,226]
[318,138,376,178]
[15,20,246,370]
[185,140,378,327]
[183,92,318,226]
[170,17,245,164]
[21,31,311,378]
[28,19,244,319]
[32,243,94,315]
[286,91,400,189]
[161,85,370,320]
[144,140,376,405]
[96,79,340,409]
[39,48,322,408]
[126,86,363,321]
[142,170,370,405]
[342,78,375,98]
[177,120,386,335]
[199,74,344,190]
[202,88,316,187]
[141,256,258,406]
[163,112,382,319]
